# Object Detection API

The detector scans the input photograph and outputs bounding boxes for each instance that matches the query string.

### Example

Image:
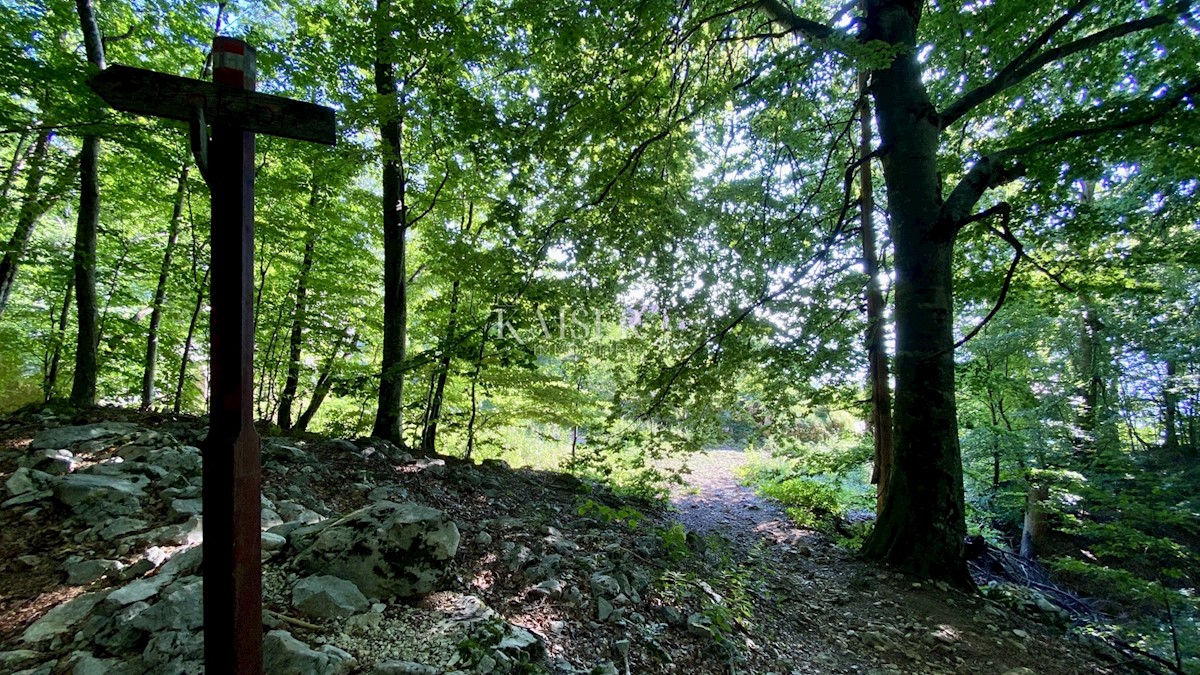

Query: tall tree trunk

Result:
[44,276,73,401]
[0,131,34,209]
[1072,298,1104,456]
[294,329,350,434]
[1164,358,1179,454]
[858,70,894,515]
[465,324,488,460]
[1019,483,1050,559]
[1188,369,1197,453]
[0,131,52,320]
[986,370,1002,496]
[140,164,187,409]
[277,212,318,431]
[859,1,970,585]
[174,267,209,414]
[371,0,408,445]
[70,0,105,407]
[420,279,460,455]
[255,300,288,421]
[570,424,579,467]
[96,232,128,353]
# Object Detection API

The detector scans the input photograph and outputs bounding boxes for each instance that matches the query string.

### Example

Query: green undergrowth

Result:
[737,444,874,537]
[653,526,773,669]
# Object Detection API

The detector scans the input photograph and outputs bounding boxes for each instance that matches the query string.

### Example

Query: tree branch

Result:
[956,204,1021,349]
[409,163,452,227]
[941,78,1198,234]
[101,23,138,51]
[939,1,1187,129]
[756,0,839,41]
[941,156,1027,234]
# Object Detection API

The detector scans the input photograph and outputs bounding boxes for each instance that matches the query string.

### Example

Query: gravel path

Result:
[667,448,809,551]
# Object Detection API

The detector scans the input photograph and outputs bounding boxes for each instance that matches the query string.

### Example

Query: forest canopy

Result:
[1,0,1198,668]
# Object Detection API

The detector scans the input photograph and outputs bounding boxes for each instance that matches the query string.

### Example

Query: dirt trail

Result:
[661,448,1132,675]
[669,448,809,551]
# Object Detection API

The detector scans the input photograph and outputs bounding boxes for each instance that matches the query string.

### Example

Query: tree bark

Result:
[44,277,73,402]
[294,329,350,434]
[0,131,51,321]
[858,69,894,515]
[465,324,488,460]
[1072,298,1104,456]
[141,164,188,409]
[1164,358,1179,454]
[69,0,106,407]
[175,267,209,414]
[277,211,318,431]
[420,279,460,455]
[0,131,34,209]
[1019,483,1050,559]
[371,0,408,446]
[985,356,1003,496]
[858,0,971,585]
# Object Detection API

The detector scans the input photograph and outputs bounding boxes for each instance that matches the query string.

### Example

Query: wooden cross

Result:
[89,37,336,675]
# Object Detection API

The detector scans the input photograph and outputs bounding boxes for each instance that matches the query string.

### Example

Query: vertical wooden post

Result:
[203,36,263,675]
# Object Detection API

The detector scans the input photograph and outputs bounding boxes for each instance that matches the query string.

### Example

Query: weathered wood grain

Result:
[88,64,336,145]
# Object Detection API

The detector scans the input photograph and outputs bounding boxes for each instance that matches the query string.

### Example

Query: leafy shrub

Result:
[757,476,842,528]
[576,498,645,529]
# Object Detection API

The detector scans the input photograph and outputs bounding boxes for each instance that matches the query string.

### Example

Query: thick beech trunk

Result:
[859,70,894,514]
[141,165,187,409]
[69,132,100,407]
[859,0,970,585]
[277,219,317,431]
[371,0,408,445]
[69,0,105,407]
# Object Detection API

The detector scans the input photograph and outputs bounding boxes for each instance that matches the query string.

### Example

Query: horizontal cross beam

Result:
[88,64,336,145]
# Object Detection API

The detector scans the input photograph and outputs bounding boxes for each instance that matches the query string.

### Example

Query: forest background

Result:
[1,0,1198,669]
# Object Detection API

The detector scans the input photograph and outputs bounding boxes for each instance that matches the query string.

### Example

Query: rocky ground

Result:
[0,408,1152,674]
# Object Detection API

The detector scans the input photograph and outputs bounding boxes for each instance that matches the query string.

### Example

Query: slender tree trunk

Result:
[255,300,288,420]
[420,279,460,455]
[69,0,105,407]
[372,0,408,445]
[466,376,479,460]
[1019,483,1050,559]
[174,268,209,414]
[0,131,33,209]
[570,425,579,467]
[140,164,187,409]
[858,70,894,515]
[1073,299,1103,456]
[465,324,488,460]
[1164,359,1179,454]
[987,390,1001,495]
[1188,371,1197,453]
[859,1,970,585]
[277,213,318,431]
[0,131,52,321]
[295,329,350,433]
[96,232,128,350]
[44,277,73,401]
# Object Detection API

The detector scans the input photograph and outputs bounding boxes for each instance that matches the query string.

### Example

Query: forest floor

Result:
[0,409,1148,674]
